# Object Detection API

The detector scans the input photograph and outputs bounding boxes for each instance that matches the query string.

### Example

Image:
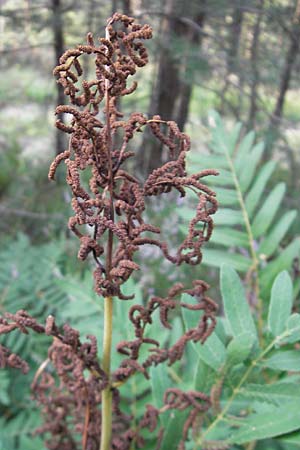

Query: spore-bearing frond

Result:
[0,13,219,450]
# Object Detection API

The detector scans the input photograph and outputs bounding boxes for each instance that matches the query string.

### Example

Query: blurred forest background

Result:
[1,0,300,341]
[1,0,300,353]
[0,0,300,448]
[1,0,300,243]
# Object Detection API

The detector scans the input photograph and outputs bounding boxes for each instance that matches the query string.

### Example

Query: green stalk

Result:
[100,20,115,450]
[195,328,296,448]
[224,148,263,342]
[100,295,113,450]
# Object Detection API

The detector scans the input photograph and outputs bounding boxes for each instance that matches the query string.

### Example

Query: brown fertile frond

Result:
[0,13,219,450]
[0,310,107,450]
[163,389,211,449]
[49,13,218,301]
[0,344,29,374]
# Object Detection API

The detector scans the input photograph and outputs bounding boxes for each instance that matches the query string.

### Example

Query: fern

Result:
[0,235,74,448]
[181,266,300,449]
[179,112,299,300]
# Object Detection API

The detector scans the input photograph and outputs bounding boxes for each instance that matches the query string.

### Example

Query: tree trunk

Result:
[138,0,207,175]
[52,0,65,156]
[271,30,300,124]
[227,2,244,74]
[219,2,244,115]
[138,0,181,175]
[112,0,118,14]
[247,0,264,130]
[175,8,207,131]
[266,0,300,152]
[121,0,131,15]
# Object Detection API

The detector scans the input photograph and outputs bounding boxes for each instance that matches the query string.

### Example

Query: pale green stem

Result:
[195,330,293,448]
[245,440,257,450]
[100,295,113,450]
[224,149,263,342]
[100,20,115,450]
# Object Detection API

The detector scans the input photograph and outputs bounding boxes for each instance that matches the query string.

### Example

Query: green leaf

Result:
[226,333,255,366]
[0,373,10,405]
[212,169,235,187]
[159,410,187,450]
[239,142,264,193]
[150,364,170,427]
[286,314,300,343]
[18,436,47,450]
[210,228,248,247]
[192,333,227,371]
[210,110,241,157]
[259,210,297,257]
[202,250,250,272]
[194,359,216,393]
[234,131,256,171]
[277,431,300,447]
[245,161,276,218]
[262,350,300,371]
[182,294,226,371]
[221,265,257,341]
[228,402,300,444]
[252,183,286,238]
[189,153,228,170]
[260,238,300,298]
[214,208,244,226]
[227,122,243,156]
[238,382,300,405]
[268,271,293,337]
[214,187,238,206]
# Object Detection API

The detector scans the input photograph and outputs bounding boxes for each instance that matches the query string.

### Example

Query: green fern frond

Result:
[180,112,299,299]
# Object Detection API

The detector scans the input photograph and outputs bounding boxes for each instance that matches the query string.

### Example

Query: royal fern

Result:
[179,112,299,300]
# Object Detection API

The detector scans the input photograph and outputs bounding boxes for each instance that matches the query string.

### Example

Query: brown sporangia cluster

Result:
[115,280,217,382]
[0,13,219,450]
[48,12,218,301]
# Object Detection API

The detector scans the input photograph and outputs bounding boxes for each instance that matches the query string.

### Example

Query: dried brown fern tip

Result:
[0,13,218,450]
[49,12,218,301]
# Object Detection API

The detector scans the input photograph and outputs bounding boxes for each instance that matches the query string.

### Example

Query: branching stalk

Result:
[195,327,297,448]
[224,148,264,342]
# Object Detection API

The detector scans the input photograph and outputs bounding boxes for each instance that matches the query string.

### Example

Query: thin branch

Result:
[0,205,65,221]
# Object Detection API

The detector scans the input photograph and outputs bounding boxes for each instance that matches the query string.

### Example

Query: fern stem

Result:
[100,295,113,450]
[224,150,263,342]
[100,21,115,450]
[195,330,293,448]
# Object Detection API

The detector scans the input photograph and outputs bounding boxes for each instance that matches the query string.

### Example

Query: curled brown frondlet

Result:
[0,13,219,450]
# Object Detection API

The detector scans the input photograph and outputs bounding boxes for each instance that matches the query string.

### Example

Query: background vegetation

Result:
[0,0,299,449]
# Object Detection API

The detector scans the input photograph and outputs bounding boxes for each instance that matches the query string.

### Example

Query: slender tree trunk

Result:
[247,0,264,130]
[176,7,207,130]
[121,0,131,15]
[139,0,207,174]
[271,30,300,124]
[228,3,244,74]
[266,0,300,153]
[138,0,181,174]
[52,0,65,156]
[219,2,244,115]
[111,0,118,14]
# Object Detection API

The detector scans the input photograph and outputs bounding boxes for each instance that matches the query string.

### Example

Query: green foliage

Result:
[0,235,79,448]
[1,113,299,448]
[268,271,293,337]
[180,112,299,301]
[1,245,300,448]
[177,265,300,449]
[220,265,257,341]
